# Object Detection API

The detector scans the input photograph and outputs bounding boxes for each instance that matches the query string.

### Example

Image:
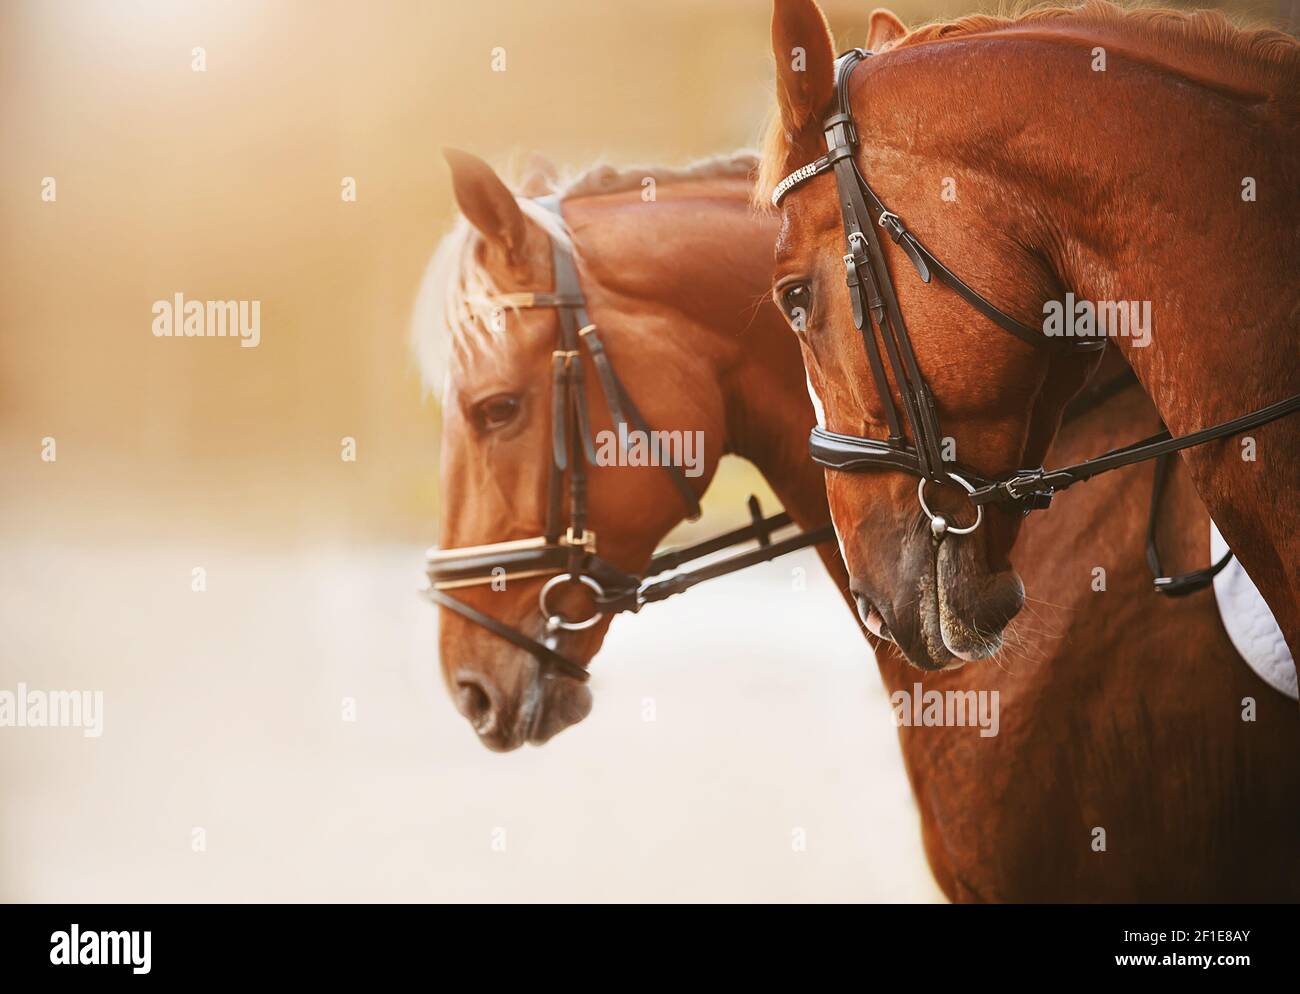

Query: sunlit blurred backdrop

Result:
[1,0,1285,902]
[3,0,1281,544]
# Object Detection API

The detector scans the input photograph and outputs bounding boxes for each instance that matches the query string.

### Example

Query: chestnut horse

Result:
[418,150,844,751]
[416,150,1299,899]
[760,1,1299,671]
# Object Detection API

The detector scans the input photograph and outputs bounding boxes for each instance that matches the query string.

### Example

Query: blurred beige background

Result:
[1,0,1283,902]
[4,0,1280,545]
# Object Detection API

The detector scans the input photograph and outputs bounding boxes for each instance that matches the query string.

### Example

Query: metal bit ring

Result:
[917,473,983,539]
[539,573,605,632]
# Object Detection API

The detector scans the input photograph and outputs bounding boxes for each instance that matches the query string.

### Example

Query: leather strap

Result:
[624,525,835,611]
[603,357,703,521]
[428,499,835,677]
[426,587,591,682]
[579,325,631,440]
[970,392,1300,507]
[549,351,569,472]
[826,51,947,481]
[647,500,790,573]
[1145,451,1233,596]
[855,170,1102,356]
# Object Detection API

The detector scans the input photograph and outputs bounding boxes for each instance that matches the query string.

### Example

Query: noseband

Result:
[425,196,833,680]
[775,49,1300,543]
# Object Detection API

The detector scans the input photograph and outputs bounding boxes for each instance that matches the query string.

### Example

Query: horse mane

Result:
[412,152,757,397]
[893,1,1299,66]
[555,150,757,199]
[755,0,1299,207]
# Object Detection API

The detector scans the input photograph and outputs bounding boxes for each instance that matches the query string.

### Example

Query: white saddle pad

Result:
[1211,522,1297,701]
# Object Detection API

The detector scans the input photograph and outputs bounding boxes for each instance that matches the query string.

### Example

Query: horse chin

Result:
[910,551,972,671]
[473,676,592,752]
[524,677,593,746]
[855,564,963,673]
[859,533,1020,672]
[933,537,1024,663]
[449,637,595,752]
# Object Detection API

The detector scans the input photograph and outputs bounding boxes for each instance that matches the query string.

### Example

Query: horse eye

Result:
[473,394,520,431]
[778,283,812,331]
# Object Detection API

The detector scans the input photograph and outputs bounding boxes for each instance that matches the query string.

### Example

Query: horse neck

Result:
[870,27,1298,436]
[567,180,836,538]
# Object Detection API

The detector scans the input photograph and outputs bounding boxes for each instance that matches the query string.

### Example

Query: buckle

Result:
[842,252,859,286]
[877,210,906,242]
[843,233,867,278]
[1152,572,1214,597]
[1002,471,1046,502]
[562,527,597,553]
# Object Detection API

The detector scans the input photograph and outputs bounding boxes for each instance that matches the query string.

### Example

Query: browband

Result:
[771,155,832,207]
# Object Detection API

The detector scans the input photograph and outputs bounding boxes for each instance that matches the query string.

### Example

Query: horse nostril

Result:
[855,594,893,641]
[454,674,497,734]
[854,594,873,628]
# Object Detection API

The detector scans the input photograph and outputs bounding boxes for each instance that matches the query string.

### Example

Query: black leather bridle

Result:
[775,49,1300,542]
[425,196,834,681]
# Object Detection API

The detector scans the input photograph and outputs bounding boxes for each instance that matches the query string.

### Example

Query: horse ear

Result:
[771,0,836,140]
[866,8,906,51]
[518,153,558,197]
[443,148,526,258]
